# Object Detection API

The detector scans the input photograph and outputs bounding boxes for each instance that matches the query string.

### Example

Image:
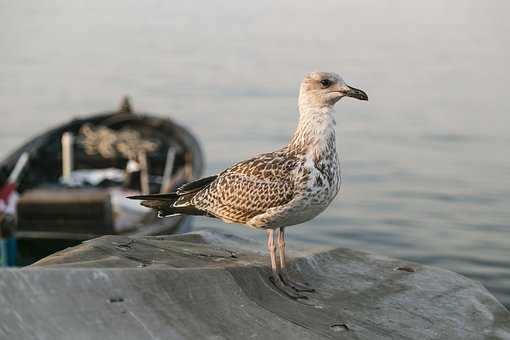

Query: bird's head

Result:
[298,72,368,109]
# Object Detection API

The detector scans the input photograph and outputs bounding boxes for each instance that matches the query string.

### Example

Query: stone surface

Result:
[0,230,508,340]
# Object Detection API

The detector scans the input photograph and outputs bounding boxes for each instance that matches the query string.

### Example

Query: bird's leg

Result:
[266,229,306,299]
[276,227,315,292]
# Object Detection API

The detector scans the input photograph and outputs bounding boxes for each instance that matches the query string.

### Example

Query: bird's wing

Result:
[191,152,300,224]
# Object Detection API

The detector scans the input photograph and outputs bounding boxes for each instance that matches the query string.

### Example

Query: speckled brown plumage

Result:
[187,152,301,224]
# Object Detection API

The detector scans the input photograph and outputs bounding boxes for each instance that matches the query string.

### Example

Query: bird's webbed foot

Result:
[279,272,316,293]
[269,275,308,300]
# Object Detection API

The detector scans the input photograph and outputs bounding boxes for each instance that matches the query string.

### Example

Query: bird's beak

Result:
[344,84,368,101]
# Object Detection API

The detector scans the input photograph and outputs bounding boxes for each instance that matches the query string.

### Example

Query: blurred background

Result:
[1,0,509,307]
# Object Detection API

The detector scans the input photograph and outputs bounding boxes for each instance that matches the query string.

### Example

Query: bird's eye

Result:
[320,79,331,87]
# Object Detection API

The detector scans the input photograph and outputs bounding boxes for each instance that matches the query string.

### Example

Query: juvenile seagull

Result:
[129,72,368,298]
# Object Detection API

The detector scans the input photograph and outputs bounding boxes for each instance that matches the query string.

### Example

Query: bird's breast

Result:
[296,152,340,208]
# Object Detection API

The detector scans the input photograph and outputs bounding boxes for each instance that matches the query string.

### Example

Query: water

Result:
[1,0,509,307]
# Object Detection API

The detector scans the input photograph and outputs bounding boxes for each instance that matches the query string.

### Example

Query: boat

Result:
[0,97,204,265]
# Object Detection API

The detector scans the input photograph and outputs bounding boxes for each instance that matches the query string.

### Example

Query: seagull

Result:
[128,72,368,299]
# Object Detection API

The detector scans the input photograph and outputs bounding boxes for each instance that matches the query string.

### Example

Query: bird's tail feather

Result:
[127,176,218,217]
[128,192,204,216]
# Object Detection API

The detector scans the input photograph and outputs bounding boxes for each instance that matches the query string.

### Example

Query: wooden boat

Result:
[0,98,204,264]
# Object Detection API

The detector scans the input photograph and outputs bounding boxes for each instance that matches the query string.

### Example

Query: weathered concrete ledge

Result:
[0,230,509,340]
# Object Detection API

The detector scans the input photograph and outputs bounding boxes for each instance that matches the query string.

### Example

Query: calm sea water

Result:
[1,0,509,307]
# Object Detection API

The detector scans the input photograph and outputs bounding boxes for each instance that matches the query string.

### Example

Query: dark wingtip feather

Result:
[126,193,179,201]
[127,195,146,200]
